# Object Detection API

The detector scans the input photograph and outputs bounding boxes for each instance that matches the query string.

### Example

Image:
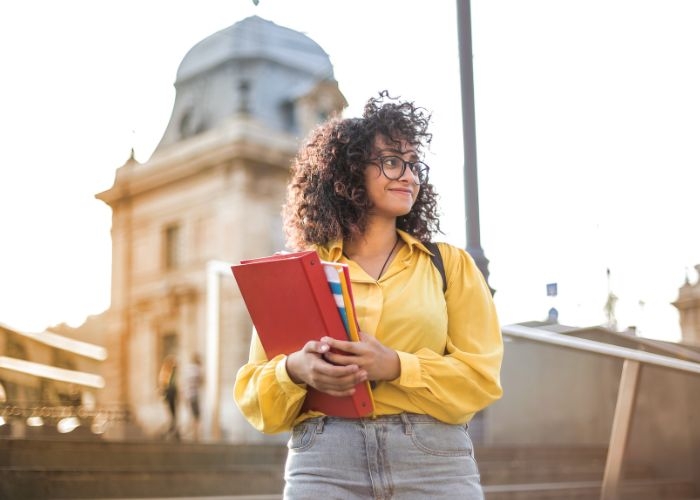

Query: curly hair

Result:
[282,91,442,250]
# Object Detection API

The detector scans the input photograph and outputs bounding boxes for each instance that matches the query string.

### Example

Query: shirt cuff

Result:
[275,355,308,395]
[396,351,422,387]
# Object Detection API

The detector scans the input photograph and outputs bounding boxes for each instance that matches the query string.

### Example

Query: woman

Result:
[234,91,503,499]
[158,354,180,440]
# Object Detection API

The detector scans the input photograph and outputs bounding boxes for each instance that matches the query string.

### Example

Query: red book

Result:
[231,250,375,418]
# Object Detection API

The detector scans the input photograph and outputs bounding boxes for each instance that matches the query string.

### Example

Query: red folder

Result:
[231,250,374,418]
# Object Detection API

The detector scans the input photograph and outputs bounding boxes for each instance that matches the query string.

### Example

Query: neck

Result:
[343,224,401,280]
[343,220,398,259]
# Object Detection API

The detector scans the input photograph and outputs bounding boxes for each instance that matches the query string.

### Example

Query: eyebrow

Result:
[375,147,419,158]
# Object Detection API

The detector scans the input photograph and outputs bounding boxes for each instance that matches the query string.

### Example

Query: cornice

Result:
[96,116,298,206]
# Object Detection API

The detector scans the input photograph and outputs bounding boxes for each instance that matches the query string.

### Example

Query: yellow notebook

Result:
[323,261,376,409]
[337,265,361,342]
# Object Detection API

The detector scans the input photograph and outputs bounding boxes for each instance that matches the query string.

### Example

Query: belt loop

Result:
[316,416,327,434]
[400,413,413,435]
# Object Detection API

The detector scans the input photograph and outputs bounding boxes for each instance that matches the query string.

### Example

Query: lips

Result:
[388,188,414,196]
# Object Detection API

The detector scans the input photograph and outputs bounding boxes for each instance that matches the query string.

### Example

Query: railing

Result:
[501,324,700,500]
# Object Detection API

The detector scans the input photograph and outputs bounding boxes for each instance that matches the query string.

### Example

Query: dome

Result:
[176,16,334,83]
[152,15,344,155]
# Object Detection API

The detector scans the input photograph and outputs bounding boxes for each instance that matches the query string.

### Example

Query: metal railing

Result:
[501,324,700,500]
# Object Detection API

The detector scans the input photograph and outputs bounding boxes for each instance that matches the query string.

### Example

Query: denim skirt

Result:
[284,413,483,500]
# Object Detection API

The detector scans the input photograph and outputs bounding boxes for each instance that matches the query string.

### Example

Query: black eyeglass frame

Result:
[366,156,430,184]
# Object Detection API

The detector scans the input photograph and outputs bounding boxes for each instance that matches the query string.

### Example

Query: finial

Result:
[604,268,618,330]
[128,129,137,163]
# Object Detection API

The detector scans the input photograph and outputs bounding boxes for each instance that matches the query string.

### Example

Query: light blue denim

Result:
[284,413,484,499]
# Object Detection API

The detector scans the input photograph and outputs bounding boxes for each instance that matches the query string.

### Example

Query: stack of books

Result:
[231,251,375,417]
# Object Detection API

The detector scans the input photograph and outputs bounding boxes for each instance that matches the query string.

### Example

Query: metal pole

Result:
[456,0,493,294]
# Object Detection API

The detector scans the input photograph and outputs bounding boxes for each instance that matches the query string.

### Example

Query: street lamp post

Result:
[457,0,494,295]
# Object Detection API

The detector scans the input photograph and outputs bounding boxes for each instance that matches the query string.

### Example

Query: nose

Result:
[399,162,419,184]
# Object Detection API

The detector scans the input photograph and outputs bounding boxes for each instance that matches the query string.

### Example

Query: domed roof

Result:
[152,15,345,155]
[176,16,334,82]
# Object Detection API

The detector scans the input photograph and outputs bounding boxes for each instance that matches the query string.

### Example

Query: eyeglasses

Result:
[367,156,430,185]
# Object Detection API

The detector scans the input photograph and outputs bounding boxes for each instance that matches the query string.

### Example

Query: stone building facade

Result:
[95,16,346,442]
[673,264,700,346]
[0,322,106,438]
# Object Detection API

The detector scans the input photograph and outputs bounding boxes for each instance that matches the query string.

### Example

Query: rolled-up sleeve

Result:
[387,243,503,424]
[233,330,308,433]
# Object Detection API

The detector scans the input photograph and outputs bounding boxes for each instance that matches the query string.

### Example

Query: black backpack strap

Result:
[425,241,447,294]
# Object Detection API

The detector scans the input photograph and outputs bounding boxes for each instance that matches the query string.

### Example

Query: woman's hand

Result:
[285,340,368,397]
[320,333,400,382]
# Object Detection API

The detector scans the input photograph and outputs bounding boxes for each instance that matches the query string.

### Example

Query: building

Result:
[94,16,346,441]
[0,322,107,438]
[673,264,700,346]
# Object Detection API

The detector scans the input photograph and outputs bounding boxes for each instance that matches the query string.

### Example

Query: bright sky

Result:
[1,1,699,342]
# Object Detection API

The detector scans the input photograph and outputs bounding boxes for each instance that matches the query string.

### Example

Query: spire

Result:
[604,268,618,331]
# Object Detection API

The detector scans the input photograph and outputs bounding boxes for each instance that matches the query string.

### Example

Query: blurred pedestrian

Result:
[184,353,204,441]
[158,355,179,440]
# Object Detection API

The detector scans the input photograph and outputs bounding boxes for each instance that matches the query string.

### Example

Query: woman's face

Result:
[363,134,420,219]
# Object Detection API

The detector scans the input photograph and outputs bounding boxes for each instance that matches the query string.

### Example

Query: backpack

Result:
[424,241,447,293]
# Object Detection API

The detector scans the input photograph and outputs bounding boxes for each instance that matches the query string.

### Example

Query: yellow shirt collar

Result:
[318,229,435,262]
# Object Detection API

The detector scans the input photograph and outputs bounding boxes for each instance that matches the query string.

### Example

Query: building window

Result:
[160,331,178,362]
[280,101,297,133]
[164,224,182,270]
[5,336,27,360]
[52,350,76,371]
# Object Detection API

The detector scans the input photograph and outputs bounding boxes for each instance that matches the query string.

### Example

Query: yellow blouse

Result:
[233,230,504,433]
